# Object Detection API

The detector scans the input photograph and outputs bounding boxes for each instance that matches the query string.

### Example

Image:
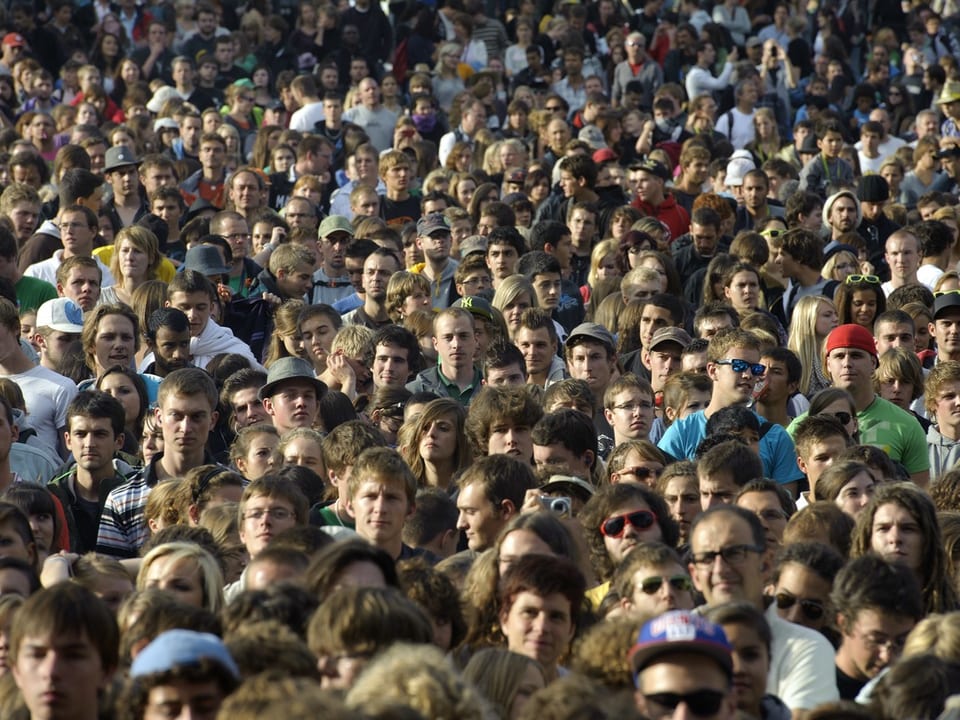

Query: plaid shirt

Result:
[95,451,221,558]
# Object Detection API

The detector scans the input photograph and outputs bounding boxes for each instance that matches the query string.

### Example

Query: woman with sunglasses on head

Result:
[578,483,678,606]
[834,274,886,331]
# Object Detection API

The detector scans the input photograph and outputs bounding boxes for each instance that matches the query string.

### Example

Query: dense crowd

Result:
[1,0,960,719]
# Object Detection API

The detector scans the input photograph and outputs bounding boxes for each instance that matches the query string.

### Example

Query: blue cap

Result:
[131,630,240,680]
[629,611,733,681]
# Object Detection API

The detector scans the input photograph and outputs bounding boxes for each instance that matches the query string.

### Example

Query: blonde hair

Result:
[264,299,305,368]
[787,295,835,396]
[821,250,858,282]
[330,324,374,358]
[143,480,183,531]
[109,225,161,284]
[904,613,960,662]
[137,541,225,614]
[386,271,432,322]
[587,238,620,290]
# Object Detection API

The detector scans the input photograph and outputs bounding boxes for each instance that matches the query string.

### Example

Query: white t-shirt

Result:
[289,101,326,132]
[917,263,944,290]
[715,107,757,150]
[765,602,841,710]
[6,365,77,453]
[24,250,115,288]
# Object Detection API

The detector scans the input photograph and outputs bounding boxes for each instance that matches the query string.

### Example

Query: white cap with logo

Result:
[36,298,84,334]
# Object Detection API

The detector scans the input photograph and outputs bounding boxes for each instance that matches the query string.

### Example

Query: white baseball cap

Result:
[36,298,84,333]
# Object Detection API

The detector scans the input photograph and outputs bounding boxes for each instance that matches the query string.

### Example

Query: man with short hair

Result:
[734,169,783,232]
[33,298,83,375]
[379,151,420,225]
[342,77,399,152]
[220,368,269,431]
[25,205,115,287]
[614,542,695,618]
[916,219,956,290]
[180,132,227,209]
[688,506,840,712]
[288,74,326,132]
[630,158,690,239]
[142,308,193,378]
[102,146,148,229]
[0,183,40,248]
[406,307,481,405]
[660,329,804,492]
[882,229,921,296]
[604,374,655,444]
[456,454,537,551]
[97,368,222,557]
[345,447,419,561]
[371,325,419,390]
[874,310,916,355]
[485,226,525,288]
[344,248,401,329]
[532,409,597,480]
[55,256,101,311]
[756,347,802,428]
[565,322,618,457]
[48,391,129,554]
[515,308,566,389]
[833,555,923,699]
[774,228,835,323]
[644,326,690,395]
[415,213,458,309]
[248,243,315,302]
[227,167,266,221]
[312,215,354,305]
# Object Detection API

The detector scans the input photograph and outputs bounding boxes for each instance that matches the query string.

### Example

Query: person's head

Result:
[345,447,417,553]
[613,541,694,618]
[155,367,219,455]
[237,475,308,558]
[80,303,139,376]
[531,409,598,481]
[769,541,844,633]
[455,454,538,552]
[166,270,216,337]
[466,384,543,461]
[792,412,853,494]
[831,554,924,680]
[432,307,477,374]
[603,373,655,443]
[462,648,546,720]
[56,255,102,311]
[137,541,225,613]
[259,357,325,434]
[688,505,768,608]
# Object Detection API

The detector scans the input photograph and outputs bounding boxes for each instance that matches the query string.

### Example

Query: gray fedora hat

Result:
[258,357,327,400]
[184,245,231,276]
[103,145,140,173]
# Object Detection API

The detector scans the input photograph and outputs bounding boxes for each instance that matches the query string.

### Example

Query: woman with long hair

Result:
[96,365,149,458]
[400,399,472,493]
[492,275,537,340]
[222,83,257,160]
[746,108,782,166]
[787,295,838,397]
[467,183,500,226]
[264,300,306,368]
[138,541,225,614]
[815,459,876,519]
[834,275,886,329]
[101,226,162,307]
[451,171,479,208]
[81,304,140,381]
[445,142,475,174]
[851,482,959,614]
[90,33,124,94]
[251,65,274,108]
[433,41,466,113]
[821,249,859,282]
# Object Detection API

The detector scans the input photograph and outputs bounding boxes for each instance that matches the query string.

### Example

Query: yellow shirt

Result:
[93,246,177,282]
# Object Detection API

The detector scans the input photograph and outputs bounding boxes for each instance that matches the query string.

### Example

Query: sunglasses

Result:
[775,592,825,620]
[827,411,852,425]
[715,358,766,376]
[642,690,726,716]
[620,466,663,481]
[600,509,657,538]
[845,274,880,284]
[935,289,960,297]
[638,575,693,595]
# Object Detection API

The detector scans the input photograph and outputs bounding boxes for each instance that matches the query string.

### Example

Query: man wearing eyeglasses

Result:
[659,329,804,494]
[832,555,923,700]
[688,506,839,713]
[613,541,694,618]
[24,205,115,287]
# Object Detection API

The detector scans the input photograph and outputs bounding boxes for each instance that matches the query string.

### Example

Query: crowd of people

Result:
[0,0,958,718]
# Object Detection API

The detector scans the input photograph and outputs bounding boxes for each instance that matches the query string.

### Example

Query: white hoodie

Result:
[139,319,264,372]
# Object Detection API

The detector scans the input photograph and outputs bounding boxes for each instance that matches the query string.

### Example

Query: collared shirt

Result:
[437,364,483,406]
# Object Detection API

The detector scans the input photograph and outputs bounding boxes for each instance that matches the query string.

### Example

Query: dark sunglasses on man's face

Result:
[819,411,852,426]
[638,575,693,595]
[600,509,657,538]
[642,690,726,716]
[774,592,825,620]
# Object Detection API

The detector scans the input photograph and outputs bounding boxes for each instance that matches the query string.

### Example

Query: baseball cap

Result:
[36,298,84,334]
[459,235,488,258]
[593,148,618,164]
[417,212,450,236]
[937,145,960,159]
[566,322,615,353]
[2,33,25,48]
[935,292,960,318]
[318,215,354,238]
[153,117,180,133]
[629,611,733,680]
[824,324,877,358]
[452,295,494,322]
[649,327,692,351]
[578,125,607,150]
[146,85,180,114]
[637,158,670,181]
[131,630,240,680]
[725,157,756,187]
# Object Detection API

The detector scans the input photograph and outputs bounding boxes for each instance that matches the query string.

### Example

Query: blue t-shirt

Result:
[658,410,803,484]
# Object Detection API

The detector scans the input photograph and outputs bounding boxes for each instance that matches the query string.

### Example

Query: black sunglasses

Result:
[638,575,693,595]
[600,509,657,538]
[775,593,825,620]
[820,411,852,425]
[642,690,726,716]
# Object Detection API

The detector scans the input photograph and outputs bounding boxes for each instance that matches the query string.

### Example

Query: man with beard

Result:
[344,248,400,329]
[33,298,83,375]
[823,190,861,243]
[48,392,129,553]
[142,308,192,377]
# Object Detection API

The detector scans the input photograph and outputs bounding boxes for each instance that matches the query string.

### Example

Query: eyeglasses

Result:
[774,592,825,620]
[854,629,907,654]
[638,574,693,595]
[600,509,657,538]
[642,690,726,716]
[845,274,880,284]
[612,401,653,415]
[619,466,663,481]
[691,543,765,566]
[714,358,766,376]
[243,507,294,521]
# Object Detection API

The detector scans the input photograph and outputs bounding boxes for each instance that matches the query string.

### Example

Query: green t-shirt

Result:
[16,276,57,312]
[787,395,929,474]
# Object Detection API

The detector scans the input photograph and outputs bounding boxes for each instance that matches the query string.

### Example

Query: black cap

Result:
[857,175,889,203]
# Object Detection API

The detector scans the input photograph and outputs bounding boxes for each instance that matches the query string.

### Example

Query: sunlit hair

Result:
[400,398,471,488]
[136,541,225,614]
[787,295,835,396]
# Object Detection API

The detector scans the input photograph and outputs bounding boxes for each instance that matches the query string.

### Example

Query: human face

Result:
[600,501,663,564]
[116,238,150,282]
[515,326,555,377]
[168,291,212,338]
[487,416,533,460]
[568,210,596,248]
[691,223,719,257]
[723,271,760,311]
[878,374,914,411]
[771,561,832,632]
[143,555,204,608]
[819,130,844,159]
[486,364,526,387]
[199,141,225,173]
[825,346,875,393]
[624,561,694,617]
[263,380,319,433]
[372,342,410,389]
[301,314,336,371]
[37,328,79,369]
[636,171,664,204]
[151,197,182,230]
[229,386,268,431]
[238,431,277,480]
[841,608,914,680]
[847,290,878,329]
[661,474,699,543]
[500,591,575,671]
[433,314,477,373]
[457,481,506,551]
[722,622,769,718]
[736,491,786,549]
[143,680,225,720]
[870,502,923,572]
[419,412,457,465]
[220,217,252,264]
[811,302,838,338]
[835,471,875,519]
[93,314,136,374]
[13,631,110,720]
[531,272,562,310]
[283,436,324,474]
[98,373,141,428]
[798,434,849,493]
[58,211,95,257]
[457,271,492,299]
[152,326,192,375]
[501,292,532,337]
[347,478,411,549]
[636,655,735,720]
[487,244,519,281]
[708,346,761,407]
[605,389,654,441]
[239,494,298,556]
[933,307,960,358]
[499,529,555,576]
[689,512,766,606]
[417,230,452,265]
[885,234,919,281]
[568,341,615,396]
[157,391,217,461]
[829,197,858,233]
